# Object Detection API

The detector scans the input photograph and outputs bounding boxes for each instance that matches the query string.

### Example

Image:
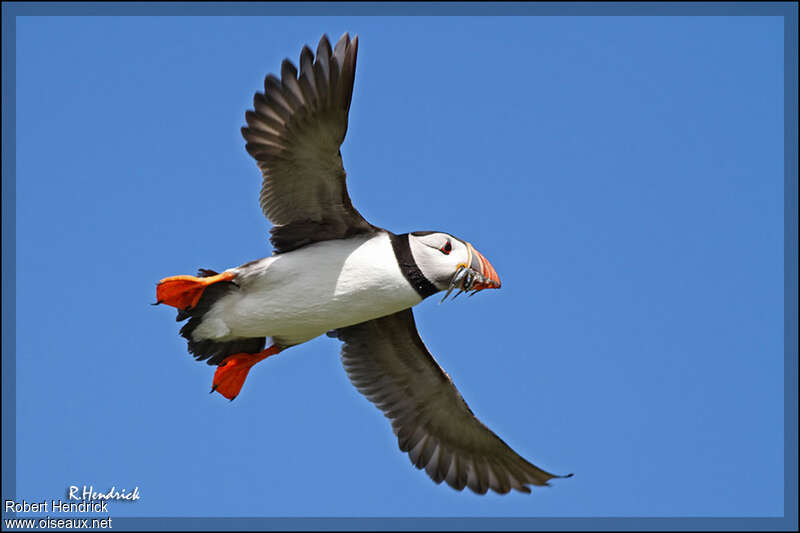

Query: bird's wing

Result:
[329,308,571,494]
[242,33,377,254]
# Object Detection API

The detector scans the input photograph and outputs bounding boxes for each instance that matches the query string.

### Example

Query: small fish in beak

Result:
[441,243,501,303]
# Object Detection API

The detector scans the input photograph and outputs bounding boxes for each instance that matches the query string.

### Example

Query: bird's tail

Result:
[154,268,269,398]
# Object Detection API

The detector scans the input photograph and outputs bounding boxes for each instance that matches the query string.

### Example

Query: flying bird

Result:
[155,33,571,495]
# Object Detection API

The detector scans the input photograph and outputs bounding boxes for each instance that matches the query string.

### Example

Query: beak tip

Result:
[469,245,502,291]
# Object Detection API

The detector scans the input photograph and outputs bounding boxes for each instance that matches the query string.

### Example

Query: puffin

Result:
[155,33,572,495]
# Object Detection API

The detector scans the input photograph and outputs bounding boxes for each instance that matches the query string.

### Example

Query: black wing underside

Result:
[329,309,571,495]
[242,33,378,254]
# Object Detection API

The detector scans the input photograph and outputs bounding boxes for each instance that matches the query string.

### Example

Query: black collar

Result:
[389,232,439,300]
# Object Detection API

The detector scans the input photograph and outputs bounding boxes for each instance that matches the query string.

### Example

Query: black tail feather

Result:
[176,269,266,366]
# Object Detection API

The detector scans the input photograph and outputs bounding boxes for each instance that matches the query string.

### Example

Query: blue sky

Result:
[11,13,785,520]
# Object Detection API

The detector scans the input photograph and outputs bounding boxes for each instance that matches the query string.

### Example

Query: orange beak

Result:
[467,243,502,291]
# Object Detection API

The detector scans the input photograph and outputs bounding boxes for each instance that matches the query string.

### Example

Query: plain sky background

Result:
[12,14,784,518]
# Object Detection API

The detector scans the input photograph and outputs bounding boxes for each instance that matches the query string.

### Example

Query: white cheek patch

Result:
[407,235,459,291]
[456,242,474,271]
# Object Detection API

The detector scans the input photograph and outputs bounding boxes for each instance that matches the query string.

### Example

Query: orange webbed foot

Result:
[155,271,236,310]
[211,346,282,400]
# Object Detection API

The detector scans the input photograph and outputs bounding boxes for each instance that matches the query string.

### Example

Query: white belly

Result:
[191,233,422,345]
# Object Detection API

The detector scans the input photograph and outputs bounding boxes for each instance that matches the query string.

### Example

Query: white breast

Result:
[191,233,422,345]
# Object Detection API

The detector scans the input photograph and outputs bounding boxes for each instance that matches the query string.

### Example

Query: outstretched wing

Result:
[242,33,377,254]
[329,309,572,495]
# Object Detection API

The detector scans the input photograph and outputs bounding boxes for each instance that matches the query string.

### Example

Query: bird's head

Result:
[408,231,501,301]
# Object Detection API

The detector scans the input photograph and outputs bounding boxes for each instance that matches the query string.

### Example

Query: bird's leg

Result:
[211,345,283,401]
[154,271,236,310]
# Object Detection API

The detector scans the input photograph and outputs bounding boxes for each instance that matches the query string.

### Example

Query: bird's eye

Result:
[440,241,452,255]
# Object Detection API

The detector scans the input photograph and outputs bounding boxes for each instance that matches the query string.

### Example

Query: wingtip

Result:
[317,34,332,56]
